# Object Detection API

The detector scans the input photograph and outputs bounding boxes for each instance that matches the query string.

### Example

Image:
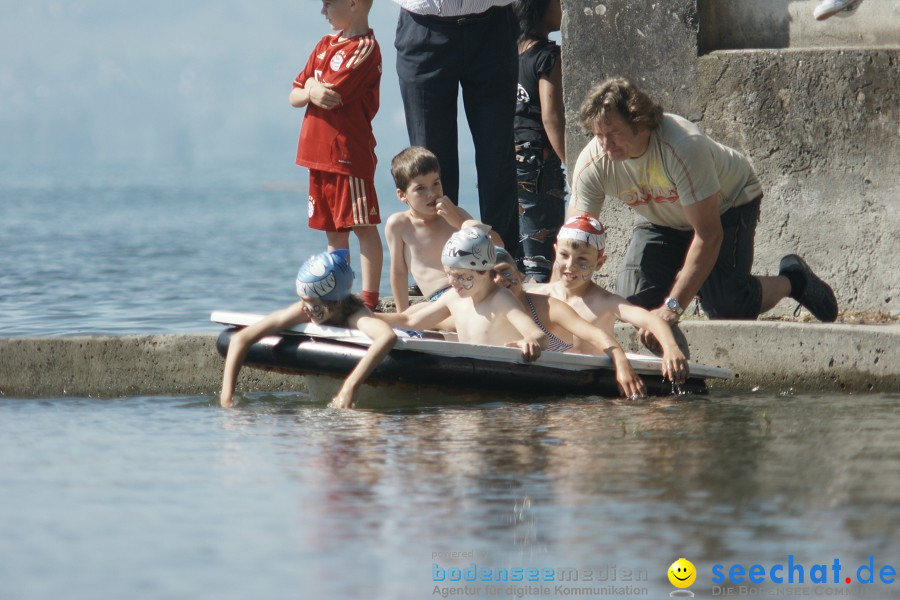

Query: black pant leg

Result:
[459,7,520,253]
[395,11,463,203]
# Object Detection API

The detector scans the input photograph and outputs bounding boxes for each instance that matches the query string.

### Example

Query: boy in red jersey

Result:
[290,0,383,310]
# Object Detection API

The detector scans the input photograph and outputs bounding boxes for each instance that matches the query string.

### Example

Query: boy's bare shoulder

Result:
[385,210,413,231]
[525,282,552,295]
[488,285,523,310]
[583,283,627,307]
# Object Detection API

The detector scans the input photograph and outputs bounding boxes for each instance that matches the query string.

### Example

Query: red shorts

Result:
[307,170,380,232]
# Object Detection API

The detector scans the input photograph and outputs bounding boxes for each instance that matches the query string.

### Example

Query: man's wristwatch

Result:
[664,297,684,316]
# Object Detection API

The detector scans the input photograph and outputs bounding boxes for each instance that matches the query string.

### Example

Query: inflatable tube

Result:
[215,326,715,398]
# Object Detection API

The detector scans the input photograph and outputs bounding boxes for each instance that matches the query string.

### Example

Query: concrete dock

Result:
[2,322,897,399]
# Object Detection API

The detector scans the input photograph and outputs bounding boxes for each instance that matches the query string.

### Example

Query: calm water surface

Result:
[1,165,433,337]
[2,391,899,599]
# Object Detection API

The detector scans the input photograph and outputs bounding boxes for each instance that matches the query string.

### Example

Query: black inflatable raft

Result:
[212,311,732,399]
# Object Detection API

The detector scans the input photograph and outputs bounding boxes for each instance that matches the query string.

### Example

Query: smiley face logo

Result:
[668,558,696,588]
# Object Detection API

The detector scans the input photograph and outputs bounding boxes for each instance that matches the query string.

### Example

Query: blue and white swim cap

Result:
[295,250,354,301]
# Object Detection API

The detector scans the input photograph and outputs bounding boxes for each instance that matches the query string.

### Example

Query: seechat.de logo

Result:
[712,555,896,586]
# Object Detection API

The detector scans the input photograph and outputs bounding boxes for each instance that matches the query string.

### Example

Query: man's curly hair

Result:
[579,77,664,132]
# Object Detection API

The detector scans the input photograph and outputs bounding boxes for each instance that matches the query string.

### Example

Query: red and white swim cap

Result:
[557,215,606,251]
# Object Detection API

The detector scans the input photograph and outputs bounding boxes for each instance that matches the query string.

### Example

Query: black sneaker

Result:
[779,254,838,322]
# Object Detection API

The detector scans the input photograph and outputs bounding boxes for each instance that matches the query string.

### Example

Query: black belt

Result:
[419,5,504,26]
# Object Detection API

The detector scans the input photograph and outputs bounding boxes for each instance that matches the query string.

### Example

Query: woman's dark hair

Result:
[513,0,552,39]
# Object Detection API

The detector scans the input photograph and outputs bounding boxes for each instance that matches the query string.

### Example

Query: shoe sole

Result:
[814,1,861,20]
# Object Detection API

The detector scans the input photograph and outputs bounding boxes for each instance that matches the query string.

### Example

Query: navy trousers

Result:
[395,7,520,255]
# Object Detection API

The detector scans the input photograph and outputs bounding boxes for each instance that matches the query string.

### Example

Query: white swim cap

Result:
[557,215,606,251]
[441,226,497,271]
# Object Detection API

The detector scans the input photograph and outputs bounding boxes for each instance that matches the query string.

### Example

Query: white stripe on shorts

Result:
[350,176,369,225]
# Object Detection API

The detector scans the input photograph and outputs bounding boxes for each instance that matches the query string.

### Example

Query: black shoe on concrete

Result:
[779,254,838,322]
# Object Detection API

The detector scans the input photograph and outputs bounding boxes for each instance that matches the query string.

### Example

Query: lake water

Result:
[1,392,899,599]
[3,170,899,599]
[1,164,459,338]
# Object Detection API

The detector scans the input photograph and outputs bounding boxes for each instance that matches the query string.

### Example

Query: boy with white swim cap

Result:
[220,250,397,409]
[380,223,548,362]
[529,215,690,386]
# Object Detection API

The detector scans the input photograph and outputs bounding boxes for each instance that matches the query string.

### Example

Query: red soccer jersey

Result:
[294,30,381,179]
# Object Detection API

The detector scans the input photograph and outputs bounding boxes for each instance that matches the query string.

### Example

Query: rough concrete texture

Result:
[615,322,900,393]
[698,0,900,52]
[0,334,303,399]
[1,325,897,398]
[697,49,899,315]
[561,0,899,315]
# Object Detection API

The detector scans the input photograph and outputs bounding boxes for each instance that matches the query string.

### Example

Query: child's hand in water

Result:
[330,385,358,409]
[610,351,647,400]
[219,390,235,408]
[616,364,647,400]
[661,348,689,385]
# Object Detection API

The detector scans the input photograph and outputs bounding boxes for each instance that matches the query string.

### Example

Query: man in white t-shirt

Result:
[569,77,838,326]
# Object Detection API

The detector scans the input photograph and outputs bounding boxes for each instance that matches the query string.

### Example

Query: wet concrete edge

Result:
[1,323,898,398]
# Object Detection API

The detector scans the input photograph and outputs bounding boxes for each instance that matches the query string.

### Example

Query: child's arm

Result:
[538,56,566,164]
[330,311,398,408]
[507,310,546,362]
[503,297,548,362]
[290,79,341,110]
[546,297,646,399]
[377,295,454,331]
[219,303,309,407]
[315,38,380,105]
[385,217,411,311]
[290,45,342,110]
[435,196,470,229]
[615,301,689,384]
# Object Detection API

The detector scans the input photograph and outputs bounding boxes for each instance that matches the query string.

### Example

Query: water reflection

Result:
[4,392,896,599]
[217,392,900,592]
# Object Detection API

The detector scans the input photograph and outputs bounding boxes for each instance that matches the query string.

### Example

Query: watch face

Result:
[666,298,680,312]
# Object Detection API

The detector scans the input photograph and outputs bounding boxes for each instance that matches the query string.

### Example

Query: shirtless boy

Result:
[385,147,503,312]
[380,223,546,361]
[531,215,689,379]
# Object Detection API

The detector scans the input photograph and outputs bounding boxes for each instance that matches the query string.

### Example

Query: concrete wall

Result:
[698,0,900,51]
[562,0,899,315]
[0,334,303,399]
